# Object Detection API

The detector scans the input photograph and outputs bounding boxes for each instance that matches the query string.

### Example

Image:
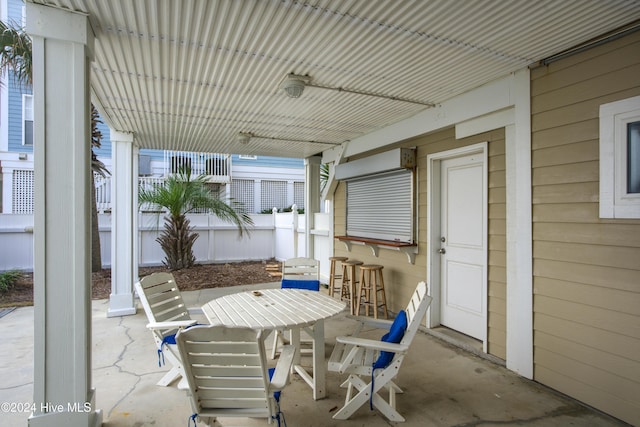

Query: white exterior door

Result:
[439,153,486,340]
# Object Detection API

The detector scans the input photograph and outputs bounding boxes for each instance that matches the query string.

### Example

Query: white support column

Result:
[304,156,321,258]
[108,131,137,317]
[505,69,533,379]
[457,71,533,378]
[1,164,14,213]
[132,146,140,284]
[27,4,102,427]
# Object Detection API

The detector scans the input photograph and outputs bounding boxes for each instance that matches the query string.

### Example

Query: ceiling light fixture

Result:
[237,131,341,146]
[280,73,311,98]
[280,72,436,107]
[237,132,253,144]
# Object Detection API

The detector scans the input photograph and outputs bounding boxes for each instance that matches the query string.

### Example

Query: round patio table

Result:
[201,288,346,400]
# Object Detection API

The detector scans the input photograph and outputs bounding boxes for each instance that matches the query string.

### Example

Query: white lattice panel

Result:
[12,170,34,214]
[231,179,255,213]
[261,180,287,212]
[294,181,305,210]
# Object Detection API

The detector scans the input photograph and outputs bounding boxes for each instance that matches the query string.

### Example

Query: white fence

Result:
[0,211,333,282]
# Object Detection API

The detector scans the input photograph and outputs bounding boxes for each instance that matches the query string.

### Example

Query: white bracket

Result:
[338,238,417,264]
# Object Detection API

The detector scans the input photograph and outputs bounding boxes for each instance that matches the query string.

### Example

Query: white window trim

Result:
[599,95,640,219]
[22,94,33,146]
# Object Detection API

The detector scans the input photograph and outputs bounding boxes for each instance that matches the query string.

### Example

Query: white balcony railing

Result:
[163,150,231,183]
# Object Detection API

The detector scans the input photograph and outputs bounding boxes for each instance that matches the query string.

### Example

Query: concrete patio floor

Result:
[0,283,628,427]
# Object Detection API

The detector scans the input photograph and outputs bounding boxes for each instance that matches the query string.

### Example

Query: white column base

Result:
[107,293,137,317]
[28,388,102,427]
[28,410,102,427]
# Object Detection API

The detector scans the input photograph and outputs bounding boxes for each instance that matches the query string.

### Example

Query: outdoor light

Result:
[235,131,340,146]
[280,74,310,98]
[237,132,252,144]
[278,72,435,106]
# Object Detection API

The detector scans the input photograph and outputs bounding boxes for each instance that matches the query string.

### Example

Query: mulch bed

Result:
[0,260,281,308]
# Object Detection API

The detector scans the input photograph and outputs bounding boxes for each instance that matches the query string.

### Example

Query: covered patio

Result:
[20,0,640,425]
[1,283,626,426]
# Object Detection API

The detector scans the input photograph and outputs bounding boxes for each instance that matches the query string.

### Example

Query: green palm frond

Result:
[91,105,109,177]
[320,162,330,192]
[139,166,253,234]
[139,166,253,270]
[0,20,32,87]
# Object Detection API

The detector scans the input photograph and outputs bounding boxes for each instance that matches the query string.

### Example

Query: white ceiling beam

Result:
[342,74,515,159]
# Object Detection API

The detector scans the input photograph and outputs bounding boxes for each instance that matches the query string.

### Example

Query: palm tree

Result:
[0,20,107,272]
[90,106,109,271]
[0,20,32,86]
[320,162,330,193]
[139,166,253,270]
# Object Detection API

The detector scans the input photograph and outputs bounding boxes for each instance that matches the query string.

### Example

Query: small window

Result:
[22,95,33,146]
[627,121,640,194]
[599,96,640,218]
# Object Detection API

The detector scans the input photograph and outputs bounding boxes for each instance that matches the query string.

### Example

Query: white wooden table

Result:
[201,288,346,400]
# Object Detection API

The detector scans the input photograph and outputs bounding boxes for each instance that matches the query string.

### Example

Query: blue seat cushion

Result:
[162,333,177,346]
[281,279,320,291]
[268,367,281,402]
[161,322,201,346]
[157,324,200,367]
[372,310,407,369]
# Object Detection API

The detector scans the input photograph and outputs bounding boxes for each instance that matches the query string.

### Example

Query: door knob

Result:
[438,248,446,254]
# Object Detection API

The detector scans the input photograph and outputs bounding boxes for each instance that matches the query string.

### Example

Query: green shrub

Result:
[0,270,22,293]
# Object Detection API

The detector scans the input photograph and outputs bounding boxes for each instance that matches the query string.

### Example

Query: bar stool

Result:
[341,259,363,314]
[356,264,388,319]
[328,256,349,298]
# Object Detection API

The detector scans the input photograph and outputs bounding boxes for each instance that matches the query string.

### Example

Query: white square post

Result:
[108,131,138,317]
[304,156,321,258]
[27,3,102,426]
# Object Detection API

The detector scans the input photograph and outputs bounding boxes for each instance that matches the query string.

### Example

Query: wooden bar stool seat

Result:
[328,256,349,297]
[341,259,363,314]
[356,264,388,319]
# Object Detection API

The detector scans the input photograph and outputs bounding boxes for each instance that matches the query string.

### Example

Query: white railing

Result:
[137,176,168,213]
[94,173,111,212]
[163,150,231,182]
[96,175,221,213]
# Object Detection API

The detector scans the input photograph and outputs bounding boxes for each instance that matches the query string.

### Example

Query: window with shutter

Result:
[345,169,414,243]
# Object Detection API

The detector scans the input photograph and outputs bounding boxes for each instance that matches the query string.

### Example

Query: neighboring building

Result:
[1,149,305,215]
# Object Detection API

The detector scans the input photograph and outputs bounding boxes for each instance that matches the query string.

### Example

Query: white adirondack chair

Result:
[270,257,320,359]
[134,272,197,389]
[176,325,295,426]
[328,281,432,422]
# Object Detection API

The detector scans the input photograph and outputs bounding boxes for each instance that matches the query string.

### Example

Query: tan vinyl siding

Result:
[487,138,507,359]
[530,30,640,426]
[333,127,507,359]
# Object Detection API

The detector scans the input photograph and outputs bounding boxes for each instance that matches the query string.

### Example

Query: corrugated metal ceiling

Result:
[29,0,640,158]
